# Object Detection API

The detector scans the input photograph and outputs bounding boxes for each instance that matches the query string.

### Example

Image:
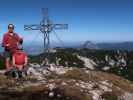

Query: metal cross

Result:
[24,8,68,53]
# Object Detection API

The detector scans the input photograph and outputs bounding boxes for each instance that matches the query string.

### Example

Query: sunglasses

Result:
[8,27,14,29]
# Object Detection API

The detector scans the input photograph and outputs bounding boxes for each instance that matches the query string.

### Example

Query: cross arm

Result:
[24,24,41,30]
[53,24,68,30]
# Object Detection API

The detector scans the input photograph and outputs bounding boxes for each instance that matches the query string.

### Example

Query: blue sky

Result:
[0,0,133,45]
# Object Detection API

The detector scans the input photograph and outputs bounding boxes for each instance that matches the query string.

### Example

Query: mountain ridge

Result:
[23,41,133,55]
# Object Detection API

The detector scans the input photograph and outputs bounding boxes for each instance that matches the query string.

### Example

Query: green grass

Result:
[101,92,118,100]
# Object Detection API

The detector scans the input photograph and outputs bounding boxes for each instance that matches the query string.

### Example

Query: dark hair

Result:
[8,24,14,29]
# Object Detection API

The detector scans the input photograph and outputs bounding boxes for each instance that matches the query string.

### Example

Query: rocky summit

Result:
[0,63,133,100]
[0,48,133,100]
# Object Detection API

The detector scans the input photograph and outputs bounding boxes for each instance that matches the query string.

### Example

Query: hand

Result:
[5,44,10,47]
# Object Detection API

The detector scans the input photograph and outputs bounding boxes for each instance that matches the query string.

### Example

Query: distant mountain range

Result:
[79,41,133,51]
[65,41,133,51]
[23,41,133,55]
[97,42,133,51]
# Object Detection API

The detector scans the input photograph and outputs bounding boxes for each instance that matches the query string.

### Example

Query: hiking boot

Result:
[18,71,23,78]
[12,70,19,79]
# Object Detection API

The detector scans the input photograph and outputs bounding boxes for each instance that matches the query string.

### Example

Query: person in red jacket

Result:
[12,46,28,78]
[2,24,23,71]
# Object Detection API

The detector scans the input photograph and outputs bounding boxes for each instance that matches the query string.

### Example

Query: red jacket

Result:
[13,51,27,65]
[2,32,22,53]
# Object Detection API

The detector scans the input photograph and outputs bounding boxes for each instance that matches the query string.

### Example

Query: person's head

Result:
[8,24,14,33]
[17,45,23,51]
